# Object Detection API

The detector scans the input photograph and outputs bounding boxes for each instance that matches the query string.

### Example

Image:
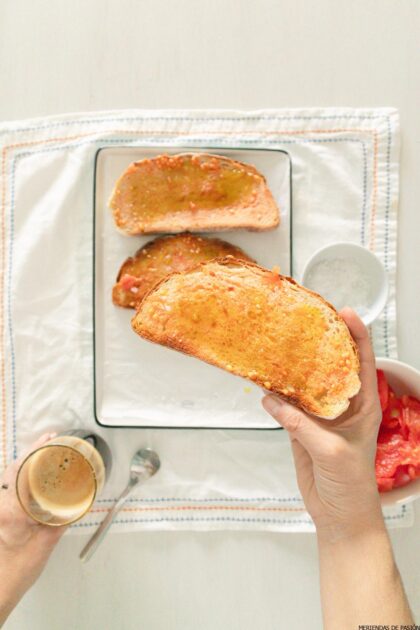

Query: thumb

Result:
[7,432,58,475]
[18,432,58,462]
[262,395,317,448]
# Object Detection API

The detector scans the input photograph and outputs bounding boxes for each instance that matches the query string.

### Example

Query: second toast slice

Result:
[132,258,361,419]
[113,233,254,308]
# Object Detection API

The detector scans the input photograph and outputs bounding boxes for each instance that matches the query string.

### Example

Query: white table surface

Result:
[1,1,419,628]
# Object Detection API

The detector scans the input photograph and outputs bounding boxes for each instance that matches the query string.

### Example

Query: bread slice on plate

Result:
[113,233,254,308]
[131,258,361,420]
[110,153,280,235]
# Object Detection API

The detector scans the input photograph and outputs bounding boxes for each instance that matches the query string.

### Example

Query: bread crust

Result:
[132,257,361,419]
[110,153,280,235]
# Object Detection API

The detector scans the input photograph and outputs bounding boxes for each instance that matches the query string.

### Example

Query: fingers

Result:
[262,395,319,451]
[339,307,374,364]
[29,432,57,450]
[19,432,57,462]
[2,433,58,484]
[339,307,377,392]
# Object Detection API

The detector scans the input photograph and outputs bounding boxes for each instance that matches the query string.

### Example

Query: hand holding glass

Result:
[16,431,111,526]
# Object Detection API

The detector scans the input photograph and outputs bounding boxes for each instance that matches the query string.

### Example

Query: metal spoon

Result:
[80,448,160,562]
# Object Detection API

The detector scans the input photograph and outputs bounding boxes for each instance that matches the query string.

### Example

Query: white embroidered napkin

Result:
[0,108,411,532]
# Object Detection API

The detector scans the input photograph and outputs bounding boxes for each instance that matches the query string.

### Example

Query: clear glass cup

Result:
[16,430,112,526]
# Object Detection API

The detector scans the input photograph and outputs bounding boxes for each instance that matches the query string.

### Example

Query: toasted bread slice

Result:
[132,258,361,419]
[113,233,254,308]
[110,153,280,235]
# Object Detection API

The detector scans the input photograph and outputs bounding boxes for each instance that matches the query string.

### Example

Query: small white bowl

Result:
[376,357,420,506]
[301,242,388,326]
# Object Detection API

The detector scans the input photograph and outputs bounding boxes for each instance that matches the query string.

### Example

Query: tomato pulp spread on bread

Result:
[131,258,361,419]
[110,153,280,234]
[113,233,254,308]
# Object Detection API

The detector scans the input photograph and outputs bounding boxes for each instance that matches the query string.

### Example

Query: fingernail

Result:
[262,395,284,417]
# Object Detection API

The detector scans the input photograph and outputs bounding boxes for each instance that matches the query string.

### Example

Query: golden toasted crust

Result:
[110,153,280,235]
[112,233,254,308]
[132,258,361,420]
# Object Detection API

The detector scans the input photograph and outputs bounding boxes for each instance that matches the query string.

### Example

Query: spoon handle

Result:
[79,480,137,562]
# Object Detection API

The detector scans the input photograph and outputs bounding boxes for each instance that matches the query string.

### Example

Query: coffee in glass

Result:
[16,431,111,526]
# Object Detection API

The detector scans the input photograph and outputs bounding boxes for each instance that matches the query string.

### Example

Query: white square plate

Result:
[94,146,292,429]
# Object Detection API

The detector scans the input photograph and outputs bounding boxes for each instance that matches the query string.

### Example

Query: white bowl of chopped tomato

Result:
[376,358,420,505]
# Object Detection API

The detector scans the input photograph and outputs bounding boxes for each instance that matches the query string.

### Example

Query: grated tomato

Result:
[375,370,420,491]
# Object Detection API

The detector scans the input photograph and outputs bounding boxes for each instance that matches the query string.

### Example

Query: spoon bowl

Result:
[130,448,161,482]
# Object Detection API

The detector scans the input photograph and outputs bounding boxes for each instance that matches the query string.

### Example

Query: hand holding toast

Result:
[262,307,383,538]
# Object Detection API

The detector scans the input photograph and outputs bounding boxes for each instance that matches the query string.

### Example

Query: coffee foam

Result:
[28,445,96,517]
